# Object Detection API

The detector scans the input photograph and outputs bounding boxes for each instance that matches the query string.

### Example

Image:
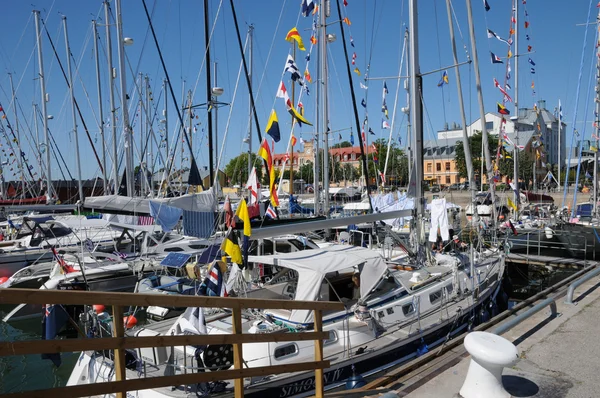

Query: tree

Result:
[223,153,263,186]
[331,141,352,149]
[299,161,314,183]
[454,131,502,180]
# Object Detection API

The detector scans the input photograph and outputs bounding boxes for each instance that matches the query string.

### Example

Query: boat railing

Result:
[520,227,590,262]
[0,288,344,398]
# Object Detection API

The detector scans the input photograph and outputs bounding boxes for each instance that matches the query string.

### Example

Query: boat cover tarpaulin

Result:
[248,246,387,324]
[524,191,554,204]
[84,188,216,215]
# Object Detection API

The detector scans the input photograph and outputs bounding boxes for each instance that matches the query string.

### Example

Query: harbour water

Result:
[0,318,78,394]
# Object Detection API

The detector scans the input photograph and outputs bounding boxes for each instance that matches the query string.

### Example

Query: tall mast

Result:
[466,0,496,222]
[321,0,330,215]
[408,0,423,215]
[115,0,134,196]
[594,7,600,216]
[146,75,153,197]
[247,25,253,186]
[63,16,84,202]
[213,61,219,176]
[203,0,214,186]
[163,78,169,165]
[446,0,474,202]
[314,4,322,215]
[33,103,42,176]
[558,100,561,192]
[105,1,118,195]
[513,0,520,205]
[8,73,24,198]
[93,20,108,195]
[139,73,145,196]
[33,10,52,200]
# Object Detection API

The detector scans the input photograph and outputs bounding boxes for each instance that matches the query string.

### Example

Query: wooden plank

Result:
[0,331,331,357]
[0,361,330,398]
[112,306,126,398]
[232,307,244,398]
[313,309,324,398]
[0,288,344,311]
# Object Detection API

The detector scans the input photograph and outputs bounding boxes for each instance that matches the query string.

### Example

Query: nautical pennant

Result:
[491,52,503,64]
[285,55,304,85]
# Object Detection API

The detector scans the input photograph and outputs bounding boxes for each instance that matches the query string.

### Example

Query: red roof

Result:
[272,145,374,161]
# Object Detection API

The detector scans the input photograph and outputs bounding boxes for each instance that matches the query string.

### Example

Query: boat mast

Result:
[247,25,254,188]
[63,16,84,202]
[115,0,134,196]
[93,20,108,195]
[33,103,42,179]
[290,43,296,200]
[105,1,119,195]
[146,75,154,197]
[408,0,423,217]
[8,73,24,198]
[466,0,497,222]
[446,0,475,203]
[33,10,53,201]
[139,73,146,197]
[203,0,214,186]
[314,4,322,215]
[321,0,330,215]
[513,0,520,206]
[558,99,561,192]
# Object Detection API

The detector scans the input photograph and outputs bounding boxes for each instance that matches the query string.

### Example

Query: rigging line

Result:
[72,23,102,133]
[141,0,204,191]
[570,25,598,214]
[1,14,33,70]
[335,0,373,213]
[562,0,595,209]
[189,0,223,107]
[433,0,447,124]
[217,33,247,189]
[251,0,287,123]
[384,27,408,180]
[40,17,105,174]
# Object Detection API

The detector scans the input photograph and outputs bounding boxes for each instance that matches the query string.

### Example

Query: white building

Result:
[437,100,566,170]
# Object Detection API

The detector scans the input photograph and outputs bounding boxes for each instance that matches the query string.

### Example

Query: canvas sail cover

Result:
[248,246,388,324]
[84,187,217,215]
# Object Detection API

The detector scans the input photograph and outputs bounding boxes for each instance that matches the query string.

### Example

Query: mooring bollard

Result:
[459,331,518,398]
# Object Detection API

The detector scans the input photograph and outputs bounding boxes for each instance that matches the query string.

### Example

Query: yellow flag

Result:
[353,67,361,76]
[236,199,251,237]
[288,107,313,126]
[285,27,306,51]
[507,197,517,211]
[221,229,242,264]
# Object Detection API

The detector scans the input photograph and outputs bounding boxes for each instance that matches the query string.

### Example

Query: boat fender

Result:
[345,365,366,390]
[544,227,554,240]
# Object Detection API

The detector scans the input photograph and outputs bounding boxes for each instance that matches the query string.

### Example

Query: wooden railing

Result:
[0,288,344,398]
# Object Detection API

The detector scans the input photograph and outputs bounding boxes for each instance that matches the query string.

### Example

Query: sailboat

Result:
[66,1,506,396]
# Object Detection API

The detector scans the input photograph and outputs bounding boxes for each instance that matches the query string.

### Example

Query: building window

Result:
[427,163,432,173]
[436,163,441,172]
[344,154,348,161]
[485,121,493,131]
[446,176,451,184]
[445,162,451,171]
[351,153,355,160]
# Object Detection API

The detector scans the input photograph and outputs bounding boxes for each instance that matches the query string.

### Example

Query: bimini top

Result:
[248,245,388,324]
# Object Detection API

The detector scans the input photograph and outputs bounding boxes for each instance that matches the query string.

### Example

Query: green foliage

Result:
[331,141,352,149]
[223,153,263,186]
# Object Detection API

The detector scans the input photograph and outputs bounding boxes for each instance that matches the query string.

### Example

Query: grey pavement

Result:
[395,275,600,398]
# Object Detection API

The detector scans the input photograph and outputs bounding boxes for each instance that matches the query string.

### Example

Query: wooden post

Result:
[232,307,244,398]
[313,309,324,398]
[112,305,127,398]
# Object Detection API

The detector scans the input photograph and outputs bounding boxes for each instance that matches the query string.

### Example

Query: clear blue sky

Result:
[0,0,596,182]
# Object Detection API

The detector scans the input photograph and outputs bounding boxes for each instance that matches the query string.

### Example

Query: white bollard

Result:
[459,331,519,398]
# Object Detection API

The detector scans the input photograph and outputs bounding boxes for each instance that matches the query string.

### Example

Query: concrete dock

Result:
[359,271,600,398]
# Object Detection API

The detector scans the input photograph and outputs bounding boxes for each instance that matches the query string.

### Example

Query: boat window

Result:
[429,290,442,304]
[164,247,184,252]
[402,303,416,316]
[48,225,72,238]
[188,244,209,250]
[275,242,293,253]
[324,331,337,346]
[274,344,298,360]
